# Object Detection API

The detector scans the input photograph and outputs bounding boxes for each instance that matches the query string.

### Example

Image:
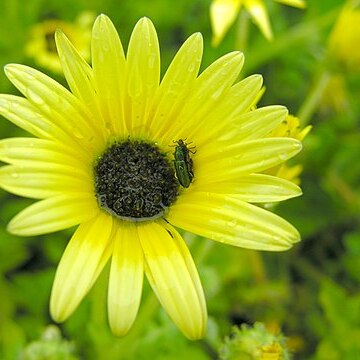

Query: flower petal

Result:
[4,64,100,153]
[274,0,306,9]
[150,32,203,139]
[55,30,107,145]
[0,137,87,168]
[7,194,98,236]
[125,17,160,136]
[138,221,207,339]
[195,138,302,183]
[244,0,273,40]
[0,164,92,199]
[195,173,302,202]
[50,212,113,322]
[0,95,75,143]
[224,106,288,141]
[92,15,127,136]
[163,51,245,143]
[108,222,143,336]
[167,191,300,251]
[194,75,263,145]
[210,0,242,46]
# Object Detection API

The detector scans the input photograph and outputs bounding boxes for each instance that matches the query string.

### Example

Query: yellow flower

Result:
[264,115,311,185]
[0,16,302,339]
[210,0,306,46]
[328,1,360,71]
[25,12,95,74]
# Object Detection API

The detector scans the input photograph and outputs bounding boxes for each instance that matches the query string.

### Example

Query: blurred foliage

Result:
[0,0,359,359]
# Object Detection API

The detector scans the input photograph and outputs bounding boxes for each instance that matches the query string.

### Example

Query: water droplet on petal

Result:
[72,127,84,139]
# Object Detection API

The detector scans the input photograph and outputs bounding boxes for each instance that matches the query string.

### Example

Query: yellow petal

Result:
[50,212,113,322]
[210,0,242,46]
[224,105,288,141]
[0,164,92,199]
[167,192,300,251]
[150,32,203,140]
[125,17,160,136]
[194,173,302,202]
[244,0,273,40]
[7,194,98,236]
[166,51,244,144]
[274,0,306,9]
[108,222,143,336]
[55,30,107,147]
[92,15,127,136]
[197,75,263,144]
[4,64,98,154]
[138,221,207,340]
[0,95,77,145]
[0,137,87,168]
[195,138,302,182]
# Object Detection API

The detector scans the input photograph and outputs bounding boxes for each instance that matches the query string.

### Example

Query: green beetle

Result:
[173,139,195,188]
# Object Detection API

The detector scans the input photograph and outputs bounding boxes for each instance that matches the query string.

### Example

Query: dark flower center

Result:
[94,139,179,222]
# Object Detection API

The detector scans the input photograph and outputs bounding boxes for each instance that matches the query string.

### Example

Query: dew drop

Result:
[72,126,84,139]
[188,63,196,73]
[227,219,237,228]
[148,54,156,69]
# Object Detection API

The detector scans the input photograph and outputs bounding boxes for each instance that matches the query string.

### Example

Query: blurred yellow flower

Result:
[264,115,311,185]
[328,1,360,71]
[25,12,95,74]
[210,0,306,46]
[0,16,302,339]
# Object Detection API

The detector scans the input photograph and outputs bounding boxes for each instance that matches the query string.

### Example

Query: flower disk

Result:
[95,139,178,221]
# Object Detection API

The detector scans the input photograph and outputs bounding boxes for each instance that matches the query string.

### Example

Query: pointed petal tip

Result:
[93,13,112,31]
[96,13,110,22]
[135,16,155,30]
[109,322,132,337]
[50,297,68,323]
[183,32,203,52]
[6,221,18,236]
[186,316,208,340]
[189,32,203,44]
[293,138,303,152]
[6,216,29,236]
[4,64,16,77]
[54,28,67,40]
[226,50,245,64]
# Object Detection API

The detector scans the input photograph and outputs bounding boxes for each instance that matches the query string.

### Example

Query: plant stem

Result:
[296,67,331,126]
[235,10,250,52]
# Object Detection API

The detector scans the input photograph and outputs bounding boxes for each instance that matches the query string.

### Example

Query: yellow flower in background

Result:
[265,115,311,185]
[26,12,95,74]
[328,1,360,71]
[0,15,302,339]
[210,0,306,46]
